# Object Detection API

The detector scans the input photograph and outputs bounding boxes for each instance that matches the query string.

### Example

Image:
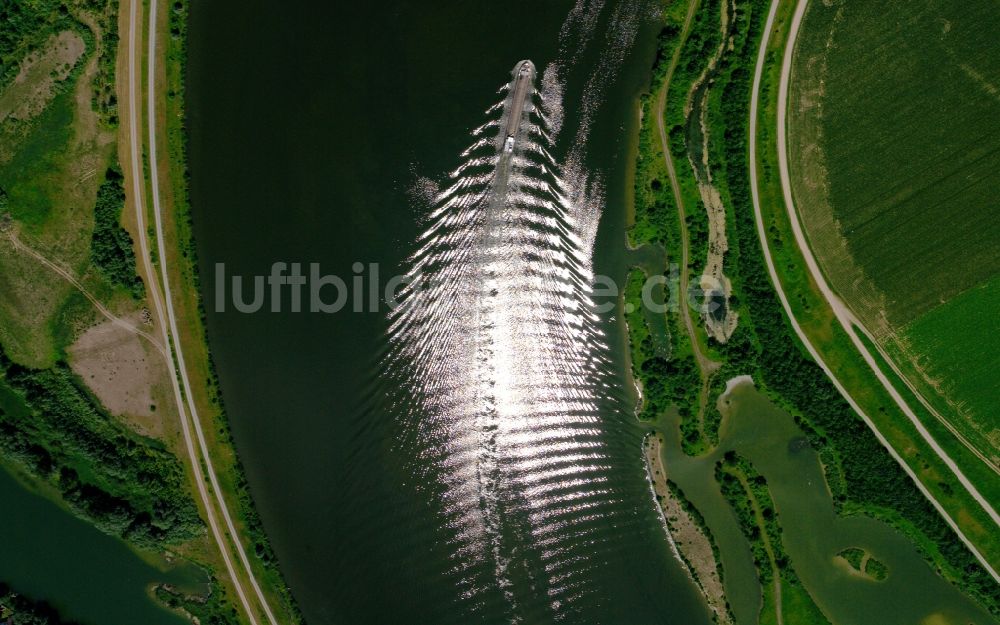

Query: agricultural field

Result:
[900,274,1000,458]
[787,0,1000,467]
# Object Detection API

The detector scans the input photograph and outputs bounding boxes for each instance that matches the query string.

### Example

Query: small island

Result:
[837,547,889,582]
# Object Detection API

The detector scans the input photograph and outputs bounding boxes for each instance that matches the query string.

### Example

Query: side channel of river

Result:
[654,381,997,625]
[0,464,203,625]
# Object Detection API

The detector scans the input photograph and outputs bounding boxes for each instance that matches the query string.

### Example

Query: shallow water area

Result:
[660,381,998,625]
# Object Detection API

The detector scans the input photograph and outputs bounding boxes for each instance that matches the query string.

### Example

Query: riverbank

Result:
[645,432,732,624]
[0,1,222,621]
[140,0,302,621]
[625,0,1000,619]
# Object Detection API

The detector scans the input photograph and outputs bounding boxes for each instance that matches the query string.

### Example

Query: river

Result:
[187,1,719,623]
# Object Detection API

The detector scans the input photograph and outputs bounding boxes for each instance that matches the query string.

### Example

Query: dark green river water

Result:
[187,1,718,623]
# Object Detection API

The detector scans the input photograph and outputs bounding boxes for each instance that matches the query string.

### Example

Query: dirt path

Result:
[654,0,723,430]
[5,230,165,357]
[141,2,278,620]
[143,1,280,620]
[749,0,1000,582]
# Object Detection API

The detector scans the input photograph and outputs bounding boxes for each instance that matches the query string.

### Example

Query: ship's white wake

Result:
[376,1,654,619]
[383,62,626,620]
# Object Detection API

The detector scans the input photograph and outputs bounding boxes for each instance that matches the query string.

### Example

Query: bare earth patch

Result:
[68,313,169,438]
[0,31,85,126]
[921,612,957,625]
[685,0,739,343]
[697,180,738,343]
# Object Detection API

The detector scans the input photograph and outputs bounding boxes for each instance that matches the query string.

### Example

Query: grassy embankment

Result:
[629,0,1000,617]
[146,0,303,622]
[629,0,712,456]
[716,452,831,625]
[751,0,1000,613]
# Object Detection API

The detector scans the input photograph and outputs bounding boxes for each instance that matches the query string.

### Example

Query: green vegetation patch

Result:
[629,0,1000,614]
[625,268,703,452]
[716,452,788,584]
[837,547,889,581]
[630,0,997,616]
[838,546,864,571]
[0,581,79,625]
[738,0,1000,615]
[716,451,830,624]
[788,0,1000,510]
[0,0,81,89]
[781,582,832,624]
[865,556,888,581]
[663,0,721,272]
[630,26,683,250]
[90,165,145,298]
[0,87,75,225]
[0,347,203,549]
[0,0,123,366]
[156,579,240,625]
[87,0,120,126]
